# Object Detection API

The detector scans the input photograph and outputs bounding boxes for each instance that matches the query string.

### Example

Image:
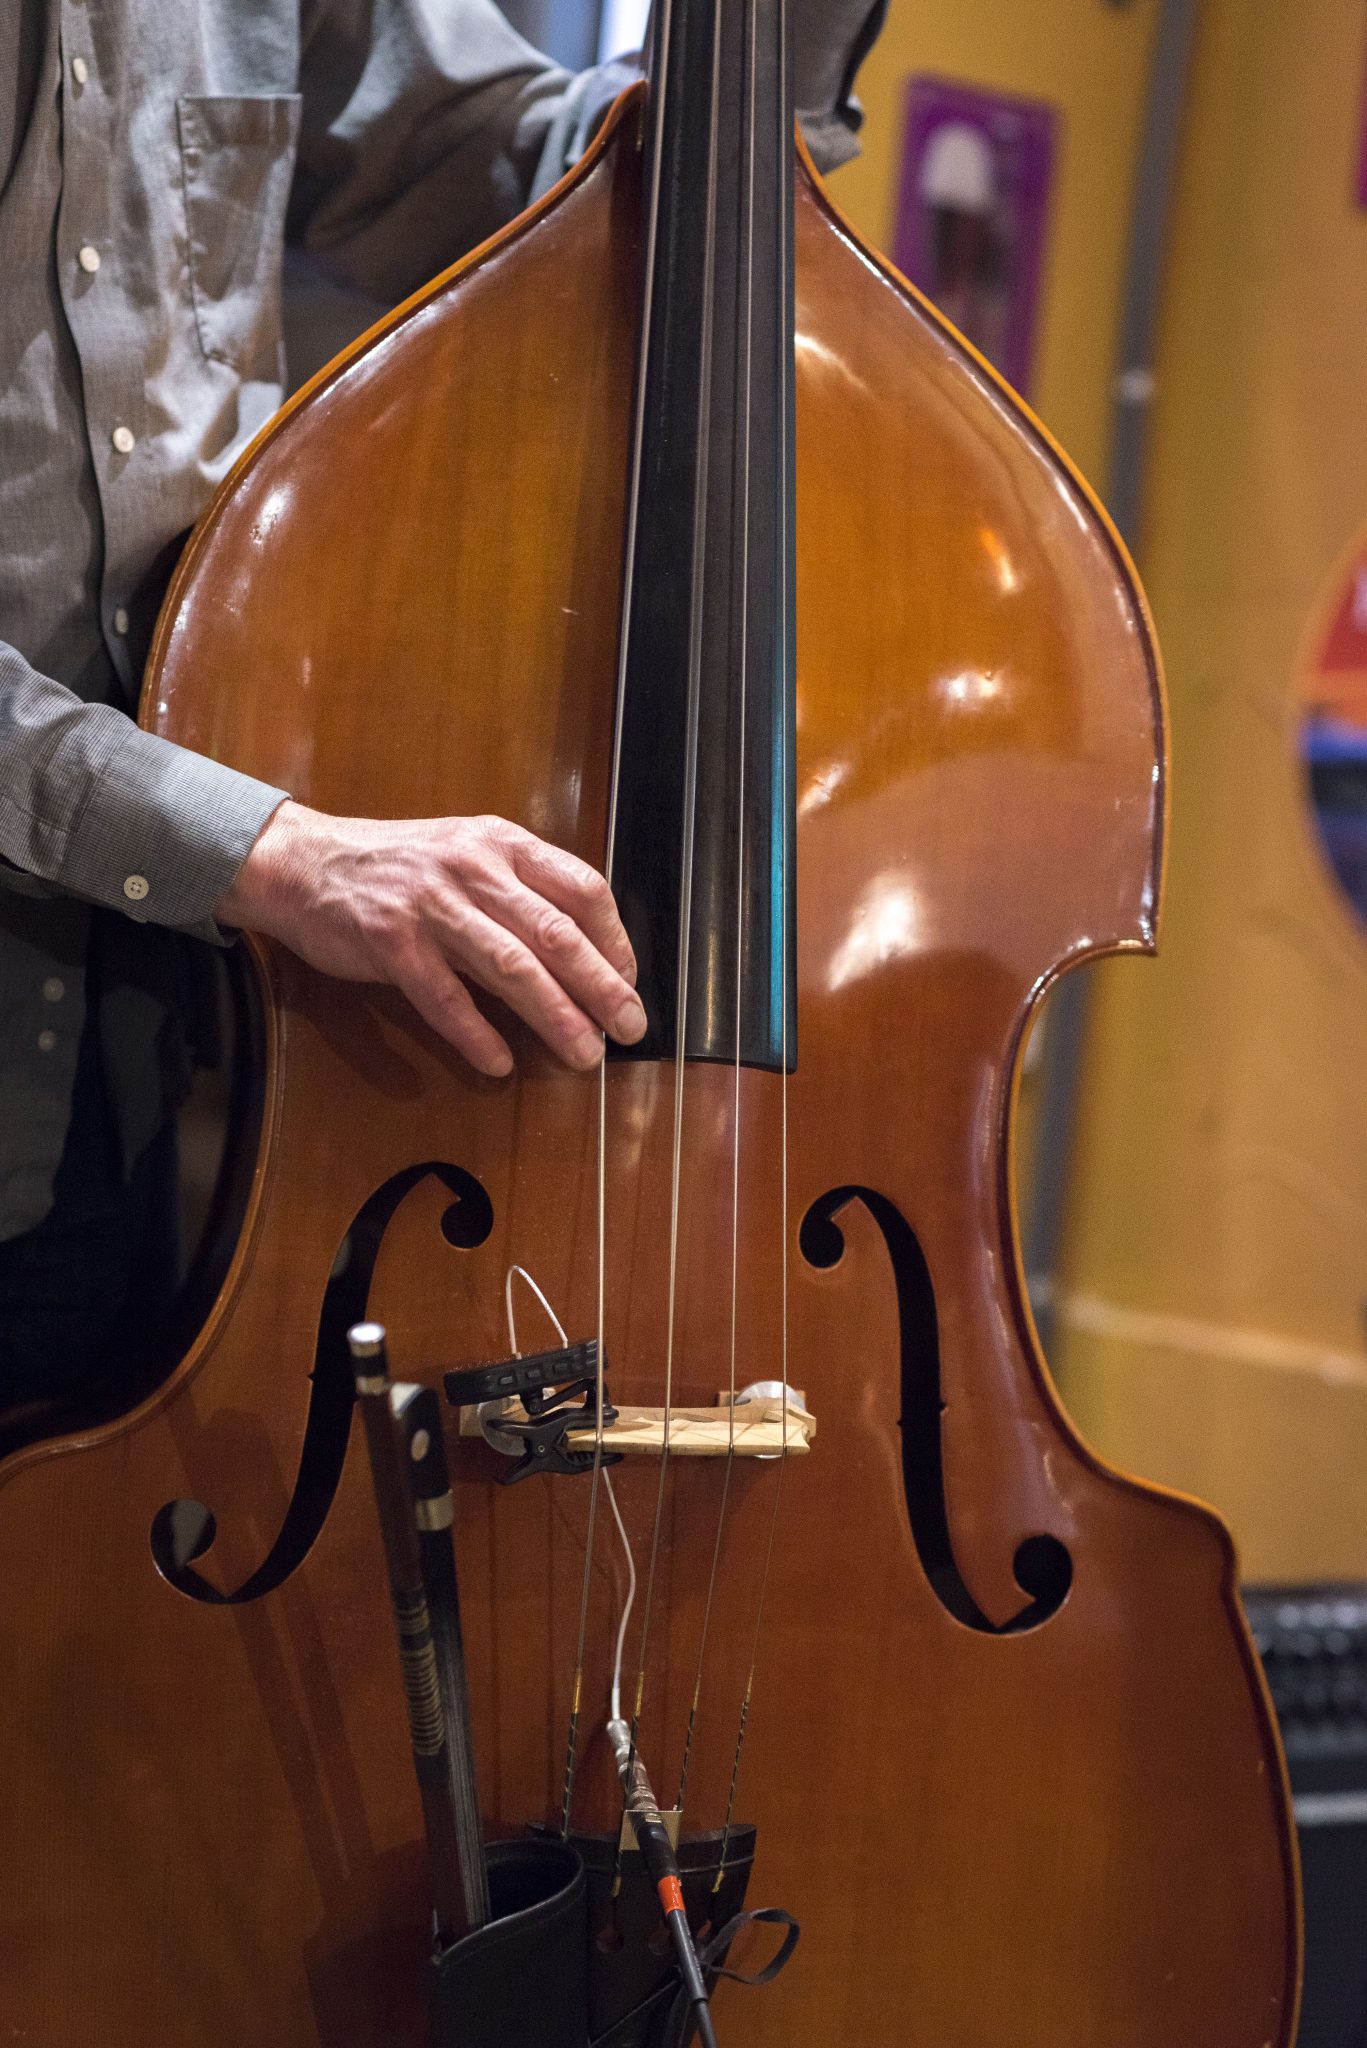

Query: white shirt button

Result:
[111,425,135,455]
[37,1030,57,1054]
[112,606,130,635]
[123,874,150,903]
[72,56,89,85]
[42,978,65,1004]
[77,244,101,274]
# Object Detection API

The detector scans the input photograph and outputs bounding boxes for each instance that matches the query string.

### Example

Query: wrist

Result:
[214,797,308,934]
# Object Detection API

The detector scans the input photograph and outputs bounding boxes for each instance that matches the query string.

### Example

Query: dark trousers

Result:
[0,1006,179,1409]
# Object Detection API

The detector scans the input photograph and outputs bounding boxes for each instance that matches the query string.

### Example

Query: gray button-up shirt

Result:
[0,0,884,1240]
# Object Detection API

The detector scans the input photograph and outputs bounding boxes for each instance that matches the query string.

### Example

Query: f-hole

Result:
[150,1161,493,1603]
[799,1186,1071,1634]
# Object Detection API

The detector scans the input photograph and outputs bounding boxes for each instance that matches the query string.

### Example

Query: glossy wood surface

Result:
[0,106,1298,2045]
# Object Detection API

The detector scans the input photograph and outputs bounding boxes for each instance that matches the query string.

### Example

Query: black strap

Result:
[661,1907,800,2047]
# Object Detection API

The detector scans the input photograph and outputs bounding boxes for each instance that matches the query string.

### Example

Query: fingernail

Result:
[612,994,647,1043]
[574,1030,605,1069]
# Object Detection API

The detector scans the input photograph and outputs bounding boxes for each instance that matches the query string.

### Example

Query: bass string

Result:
[507,1267,638,1727]
[613,0,727,1856]
[560,0,678,1843]
[675,0,761,1818]
[562,0,790,1863]
[712,0,795,1888]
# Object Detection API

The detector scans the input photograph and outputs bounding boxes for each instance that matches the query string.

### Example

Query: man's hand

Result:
[214,802,645,1079]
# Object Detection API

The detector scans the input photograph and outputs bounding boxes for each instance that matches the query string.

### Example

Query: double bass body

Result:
[0,59,1298,2048]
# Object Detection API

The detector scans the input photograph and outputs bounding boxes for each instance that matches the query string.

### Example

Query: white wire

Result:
[504,1265,637,1726]
[603,1472,636,1725]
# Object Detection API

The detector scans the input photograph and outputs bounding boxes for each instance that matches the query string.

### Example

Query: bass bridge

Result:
[444,1341,815,1482]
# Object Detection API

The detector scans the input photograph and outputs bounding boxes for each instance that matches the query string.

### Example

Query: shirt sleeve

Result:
[290,0,585,305]
[791,1,890,174]
[290,0,889,307]
[0,640,287,940]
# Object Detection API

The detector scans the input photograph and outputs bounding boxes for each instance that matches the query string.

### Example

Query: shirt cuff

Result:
[793,0,889,174]
[799,110,864,175]
[531,59,638,200]
[55,713,287,940]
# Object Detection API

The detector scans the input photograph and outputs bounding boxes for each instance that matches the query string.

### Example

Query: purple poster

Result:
[893,76,1059,399]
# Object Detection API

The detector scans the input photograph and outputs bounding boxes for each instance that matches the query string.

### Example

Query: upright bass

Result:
[0,3,1300,2042]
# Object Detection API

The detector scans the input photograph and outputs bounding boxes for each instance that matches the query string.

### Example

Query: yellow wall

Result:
[829,0,1161,483]
[832,2,1367,1581]
[1051,0,1367,1581]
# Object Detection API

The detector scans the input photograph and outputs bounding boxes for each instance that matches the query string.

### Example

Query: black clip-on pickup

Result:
[442,1342,624,1488]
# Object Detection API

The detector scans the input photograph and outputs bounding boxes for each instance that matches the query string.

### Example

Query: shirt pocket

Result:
[176,94,302,376]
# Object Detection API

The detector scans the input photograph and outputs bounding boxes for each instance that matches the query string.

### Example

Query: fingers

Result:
[391,944,514,1079]
[437,904,616,1072]
[472,876,646,1050]
[497,824,638,988]
[378,816,649,1078]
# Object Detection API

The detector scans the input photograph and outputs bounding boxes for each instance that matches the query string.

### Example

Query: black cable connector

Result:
[606,1718,719,2048]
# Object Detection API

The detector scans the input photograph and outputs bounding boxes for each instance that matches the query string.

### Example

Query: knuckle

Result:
[435,825,481,874]
[453,816,492,862]
[560,853,606,900]
[544,1001,585,1049]
[475,830,523,883]
[431,974,470,1022]
[488,931,532,983]
[532,905,577,957]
